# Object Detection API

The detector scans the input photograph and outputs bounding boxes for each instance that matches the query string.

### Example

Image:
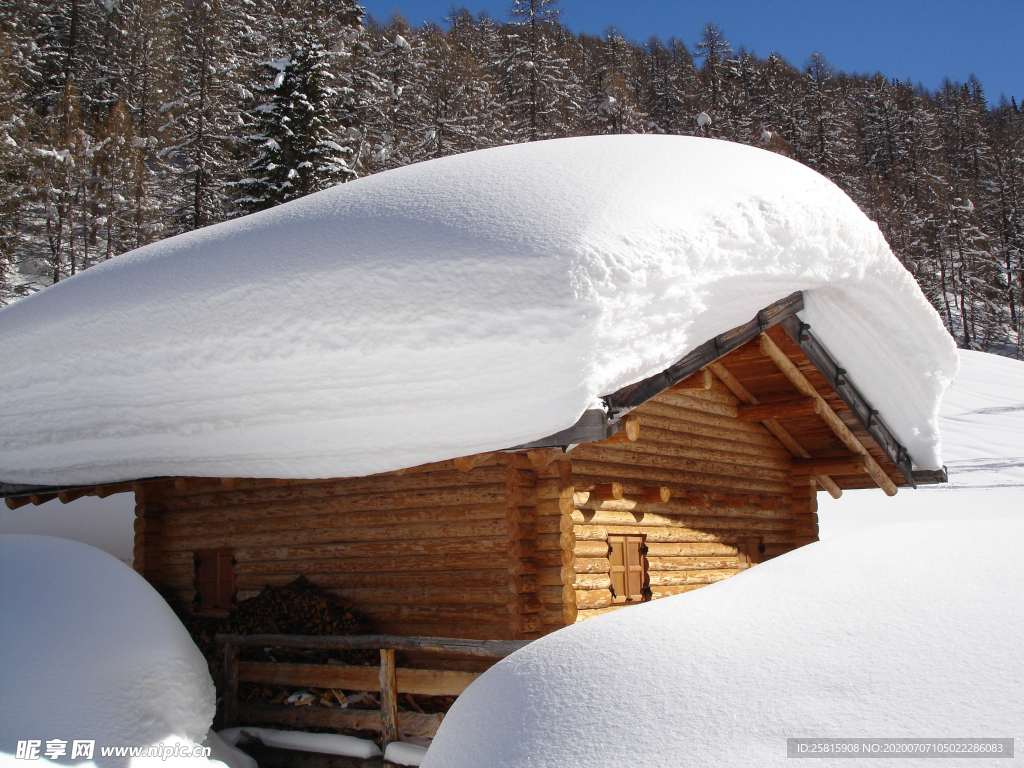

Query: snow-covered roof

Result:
[0,135,957,486]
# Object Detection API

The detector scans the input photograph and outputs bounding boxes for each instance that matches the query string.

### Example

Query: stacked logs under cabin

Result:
[7,299,929,737]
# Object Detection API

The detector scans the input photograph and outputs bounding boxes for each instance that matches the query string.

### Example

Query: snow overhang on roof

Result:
[0,135,959,487]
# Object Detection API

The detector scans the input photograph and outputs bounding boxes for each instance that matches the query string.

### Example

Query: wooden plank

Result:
[216,633,528,658]
[379,650,398,750]
[223,643,239,728]
[792,457,867,476]
[235,701,443,739]
[759,333,898,496]
[736,397,821,422]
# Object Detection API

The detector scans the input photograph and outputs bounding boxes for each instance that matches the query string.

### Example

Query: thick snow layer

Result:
[0,135,957,485]
[0,536,215,763]
[423,520,1024,768]
[218,728,381,759]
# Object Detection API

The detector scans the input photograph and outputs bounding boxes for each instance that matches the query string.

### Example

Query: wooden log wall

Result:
[133,361,831,641]
[565,374,809,622]
[137,457,537,641]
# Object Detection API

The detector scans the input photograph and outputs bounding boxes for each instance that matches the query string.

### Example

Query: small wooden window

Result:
[194,549,235,614]
[736,537,764,570]
[608,535,648,604]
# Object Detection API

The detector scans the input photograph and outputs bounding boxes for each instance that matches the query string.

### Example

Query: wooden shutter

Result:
[609,537,627,603]
[624,537,645,602]
[194,549,234,613]
[609,535,648,604]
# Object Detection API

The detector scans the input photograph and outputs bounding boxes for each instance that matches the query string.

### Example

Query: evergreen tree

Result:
[234,41,355,212]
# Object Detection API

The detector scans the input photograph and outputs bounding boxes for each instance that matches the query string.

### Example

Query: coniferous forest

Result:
[1,0,1022,356]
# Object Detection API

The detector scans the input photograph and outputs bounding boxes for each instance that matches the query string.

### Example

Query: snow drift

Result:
[0,135,957,485]
[423,519,1024,768]
[0,535,215,763]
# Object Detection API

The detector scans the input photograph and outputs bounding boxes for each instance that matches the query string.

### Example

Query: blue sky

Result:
[360,0,1023,106]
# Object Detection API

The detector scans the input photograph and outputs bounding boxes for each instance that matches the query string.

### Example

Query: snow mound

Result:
[0,135,957,485]
[218,728,381,759]
[423,520,1024,768]
[0,535,215,762]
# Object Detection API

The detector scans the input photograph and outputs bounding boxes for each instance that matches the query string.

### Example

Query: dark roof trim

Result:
[510,291,804,450]
[777,314,940,487]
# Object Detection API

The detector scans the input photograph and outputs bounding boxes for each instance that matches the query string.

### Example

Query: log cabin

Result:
[1,137,957,738]
[2,291,946,640]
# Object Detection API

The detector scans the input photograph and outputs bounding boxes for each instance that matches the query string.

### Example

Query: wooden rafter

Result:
[758,333,898,496]
[707,361,842,499]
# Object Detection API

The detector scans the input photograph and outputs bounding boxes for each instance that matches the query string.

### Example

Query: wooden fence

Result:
[217,634,529,749]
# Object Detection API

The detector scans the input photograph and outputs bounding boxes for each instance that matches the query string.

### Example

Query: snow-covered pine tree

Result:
[694,23,732,115]
[497,0,580,142]
[161,0,245,233]
[582,29,645,135]
[234,40,355,213]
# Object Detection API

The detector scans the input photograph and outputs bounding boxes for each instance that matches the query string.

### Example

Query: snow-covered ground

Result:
[818,349,1024,538]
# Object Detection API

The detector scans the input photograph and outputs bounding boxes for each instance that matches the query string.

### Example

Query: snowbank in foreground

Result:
[423,520,1023,768]
[0,135,957,485]
[0,536,215,764]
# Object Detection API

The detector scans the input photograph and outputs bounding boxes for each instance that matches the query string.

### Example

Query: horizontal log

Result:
[219,632,527,658]
[537,584,575,605]
[163,480,516,514]
[161,502,509,538]
[358,603,509,625]
[537,566,575,586]
[574,573,611,590]
[638,400,774,439]
[165,519,509,553]
[634,411,792,456]
[572,495,791,521]
[236,701,443,738]
[535,514,574,534]
[792,457,867,476]
[572,443,790,484]
[591,483,623,500]
[569,459,792,495]
[575,588,614,610]
[573,557,610,573]
[239,661,480,696]
[649,569,737,586]
[574,541,610,558]
[646,555,740,571]
[736,397,821,422]
[232,537,509,563]
[655,391,738,418]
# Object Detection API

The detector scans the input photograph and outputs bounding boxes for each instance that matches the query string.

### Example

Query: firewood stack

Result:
[224,577,376,665]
